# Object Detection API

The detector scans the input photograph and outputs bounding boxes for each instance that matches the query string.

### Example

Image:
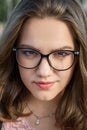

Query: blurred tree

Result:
[0,0,8,22]
[0,0,19,23]
[12,0,19,8]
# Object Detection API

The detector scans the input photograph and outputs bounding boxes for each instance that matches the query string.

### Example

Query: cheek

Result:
[18,67,34,86]
[58,67,75,86]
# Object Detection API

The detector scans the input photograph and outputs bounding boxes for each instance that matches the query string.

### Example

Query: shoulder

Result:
[1,117,36,130]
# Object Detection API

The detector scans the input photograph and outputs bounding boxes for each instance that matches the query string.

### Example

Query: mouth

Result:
[34,81,55,90]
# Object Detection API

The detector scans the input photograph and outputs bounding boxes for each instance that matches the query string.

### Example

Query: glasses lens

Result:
[49,50,74,70]
[16,48,41,68]
[15,48,77,70]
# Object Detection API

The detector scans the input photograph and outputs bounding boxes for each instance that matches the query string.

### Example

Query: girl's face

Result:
[18,17,75,101]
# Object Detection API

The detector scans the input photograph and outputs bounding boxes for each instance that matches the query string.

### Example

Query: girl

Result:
[0,0,87,130]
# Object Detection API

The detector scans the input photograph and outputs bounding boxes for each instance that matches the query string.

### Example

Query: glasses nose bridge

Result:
[41,53,49,58]
[40,53,50,64]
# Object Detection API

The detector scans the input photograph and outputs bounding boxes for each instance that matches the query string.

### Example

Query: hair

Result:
[0,0,87,129]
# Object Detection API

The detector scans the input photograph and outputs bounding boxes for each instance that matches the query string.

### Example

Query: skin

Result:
[18,17,75,103]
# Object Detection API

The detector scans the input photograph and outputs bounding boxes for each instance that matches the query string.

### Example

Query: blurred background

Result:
[0,0,87,37]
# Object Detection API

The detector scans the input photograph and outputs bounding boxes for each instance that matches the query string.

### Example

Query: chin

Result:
[36,95,57,101]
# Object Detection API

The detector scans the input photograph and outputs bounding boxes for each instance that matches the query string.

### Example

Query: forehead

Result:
[18,17,75,52]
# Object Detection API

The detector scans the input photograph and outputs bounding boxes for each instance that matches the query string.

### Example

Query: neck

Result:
[27,94,60,116]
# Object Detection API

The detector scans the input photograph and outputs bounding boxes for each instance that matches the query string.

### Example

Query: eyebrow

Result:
[18,44,75,52]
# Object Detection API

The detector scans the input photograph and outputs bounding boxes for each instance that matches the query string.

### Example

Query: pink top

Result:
[1,118,36,130]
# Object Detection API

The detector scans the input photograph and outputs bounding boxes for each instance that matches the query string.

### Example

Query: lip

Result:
[34,81,55,90]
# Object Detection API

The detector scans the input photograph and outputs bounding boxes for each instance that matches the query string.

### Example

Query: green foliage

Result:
[0,0,19,23]
[12,0,19,7]
[0,0,8,22]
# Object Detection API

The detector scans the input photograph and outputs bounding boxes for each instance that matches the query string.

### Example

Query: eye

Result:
[59,50,71,56]
[19,49,39,58]
[53,50,71,57]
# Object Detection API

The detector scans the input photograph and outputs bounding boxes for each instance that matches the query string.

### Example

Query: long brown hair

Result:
[0,0,87,129]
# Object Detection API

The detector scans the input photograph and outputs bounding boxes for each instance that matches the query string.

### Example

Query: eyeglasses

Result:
[13,48,79,71]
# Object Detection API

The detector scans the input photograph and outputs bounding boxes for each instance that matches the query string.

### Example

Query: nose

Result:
[36,58,52,77]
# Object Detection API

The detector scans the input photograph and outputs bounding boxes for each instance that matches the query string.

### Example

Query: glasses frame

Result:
[13,47,79,71]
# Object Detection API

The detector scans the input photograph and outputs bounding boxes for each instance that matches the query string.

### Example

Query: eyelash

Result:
[21,49,39,58]
[54,51,71,56]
